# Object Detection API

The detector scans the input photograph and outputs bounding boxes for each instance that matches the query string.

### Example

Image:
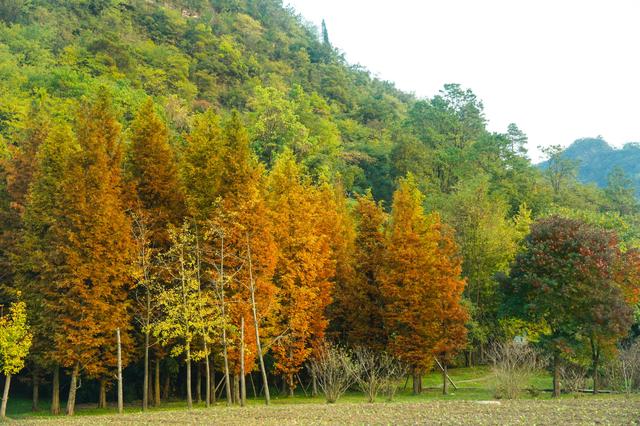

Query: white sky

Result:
[285,0,640,161]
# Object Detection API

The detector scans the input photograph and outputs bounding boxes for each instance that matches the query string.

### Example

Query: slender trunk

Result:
[66,363,79,416]
[553,353,561,397]
[233,374,240,404]
[162,373,170,401]
[117,328,123,414]
[247,236,270,405]
[186,345,193,410]
[311,371,318,397]
[412,370,421,395]
[154,357,161,406]
[148,364,154,407]
[196,363,202,404]
[220,235,232,406]
[591,337,599,394]
[98,379,107,409]
[51,366,60,415]
[32,373,39,412]
[204,354,210,407]
[143,328,149,411]
[288,374,294,397]
[211,368,218,404]
[442,362,448,395]
[0,374,11,419]
[240,317,246,407]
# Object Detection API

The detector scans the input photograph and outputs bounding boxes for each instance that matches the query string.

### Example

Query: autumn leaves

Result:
[7,92,468,413]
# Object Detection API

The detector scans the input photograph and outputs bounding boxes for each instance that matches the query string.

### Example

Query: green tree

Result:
[605,166,638,215]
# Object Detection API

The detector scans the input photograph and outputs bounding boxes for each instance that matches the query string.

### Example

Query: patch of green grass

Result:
[2,367,631,422]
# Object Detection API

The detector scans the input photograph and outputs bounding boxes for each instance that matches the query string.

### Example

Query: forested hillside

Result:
[0,0,639,417]
[541,138,640,196]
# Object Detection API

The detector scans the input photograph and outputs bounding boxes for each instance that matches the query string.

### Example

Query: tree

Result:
[126,98,186,410]
[330,190,386,350]
[380,175,467,394]
[19,123,75,415]
[266,149,334,395]
[540,145,578,197]
[207,112,277,405]
[443,175,522,361]
[21,92,135,415]
[502,216,637,396]
[153,221,218,409]
[506,123,528,156]
[0,298,32,419]
[321,19,330,46]
[605,166,638,216]
[180,109,225,218]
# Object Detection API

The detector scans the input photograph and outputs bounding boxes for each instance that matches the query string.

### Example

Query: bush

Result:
[558,362,588,393]
[488,341,545,399]
[603,341,640,394]
[309,343,357,403]
[351,347,406,403]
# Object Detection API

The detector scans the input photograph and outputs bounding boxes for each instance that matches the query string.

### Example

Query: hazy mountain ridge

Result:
[543,137,640,194]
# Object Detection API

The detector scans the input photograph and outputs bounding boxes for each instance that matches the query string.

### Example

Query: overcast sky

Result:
[285,0,640,161]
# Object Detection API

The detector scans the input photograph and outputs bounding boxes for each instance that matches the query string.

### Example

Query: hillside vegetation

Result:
[0,0,639,421]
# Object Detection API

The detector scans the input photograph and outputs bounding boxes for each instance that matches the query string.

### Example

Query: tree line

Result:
[0,92,470,416]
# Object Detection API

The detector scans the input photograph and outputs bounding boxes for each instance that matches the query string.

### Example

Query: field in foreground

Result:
[15,398,640,425]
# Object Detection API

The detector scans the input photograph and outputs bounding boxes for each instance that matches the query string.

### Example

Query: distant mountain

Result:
[541,138,640,194]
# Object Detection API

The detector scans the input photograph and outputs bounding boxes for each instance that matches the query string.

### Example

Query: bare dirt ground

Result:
[18,398,640,425]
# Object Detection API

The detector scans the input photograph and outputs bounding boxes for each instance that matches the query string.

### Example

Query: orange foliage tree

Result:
[380,175,467,394]
[21,92,134,415]
[330,190,387,350]
[126,98,186,409]
[208,112,277,402]
[266,149,334,396]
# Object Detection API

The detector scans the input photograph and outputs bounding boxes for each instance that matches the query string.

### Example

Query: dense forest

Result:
[0,0,639,417]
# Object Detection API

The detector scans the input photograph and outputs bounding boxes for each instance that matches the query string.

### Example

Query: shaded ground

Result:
[15,398,640,425]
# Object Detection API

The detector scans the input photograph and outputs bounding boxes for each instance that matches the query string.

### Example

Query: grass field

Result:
[4,367,639,425]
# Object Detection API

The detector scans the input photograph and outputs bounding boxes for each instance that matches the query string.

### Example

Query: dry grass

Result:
[18,397,640,425]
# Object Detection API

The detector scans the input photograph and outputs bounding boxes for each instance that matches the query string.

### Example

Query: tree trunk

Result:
[240,317,246,407]
[32,373,39,412]
[66,363,79,416]
[233,374,240,404]
[553,353,561,398]
[143,329,149,411]
[117,328,123,414]
[204,353,210,407]
[412,370,421,395]
[442,362,448,395]
[247,236,270,405]
[196,363,202,404]
[211,368,216,403]
[222,325,232,406]
[162,373,170,402]
[591,338,600,394]
[51,366,60,415]
[98,379,107,409]
[154,357,161,406]
[311,371,318,397]
[148,365,154,407]
[186,346,193,410]
[288,374,294,397]
[1,374,11,419]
